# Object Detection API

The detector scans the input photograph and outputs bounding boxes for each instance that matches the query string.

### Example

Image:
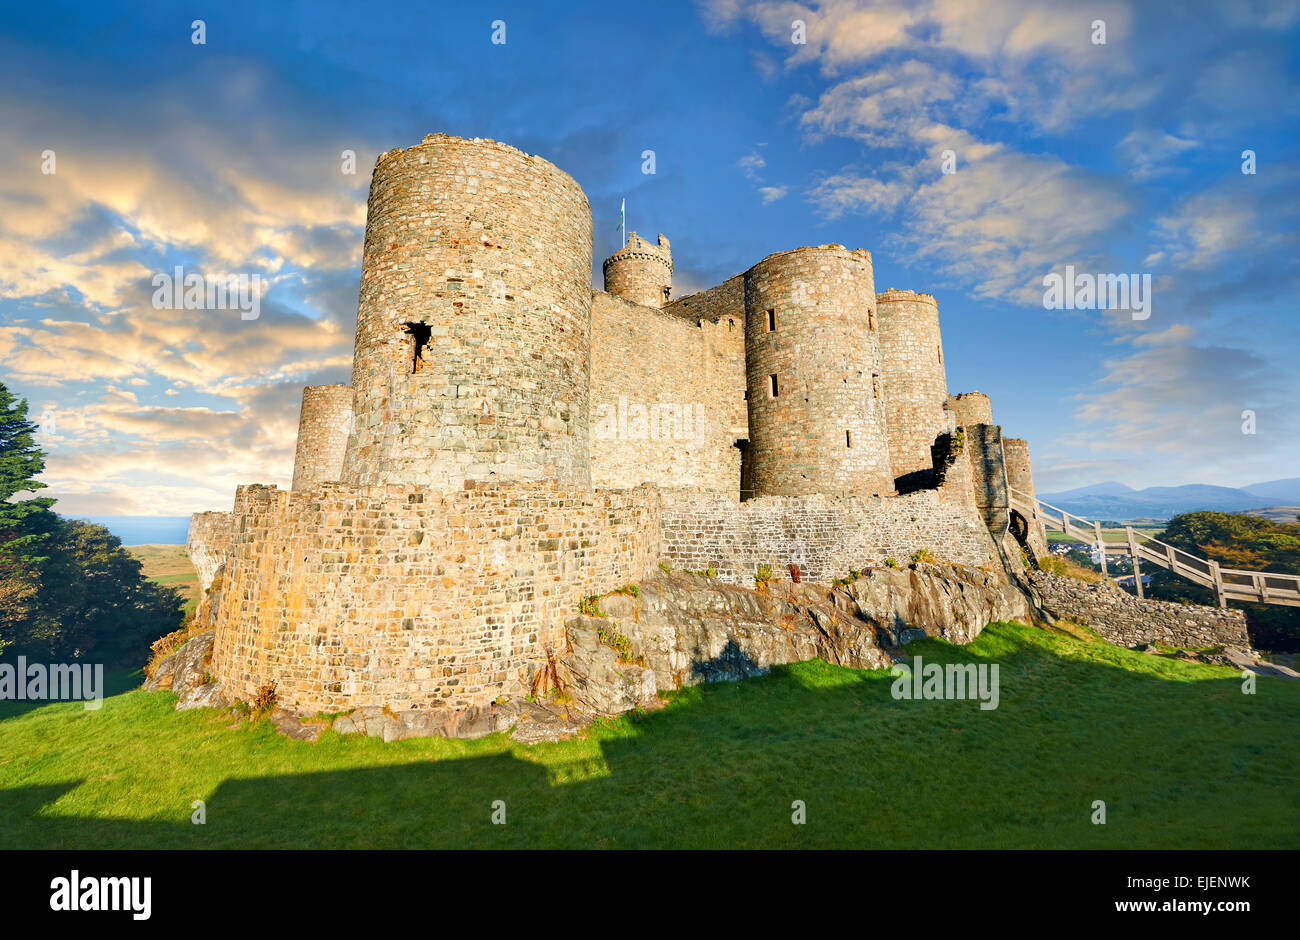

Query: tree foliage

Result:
[1148,511,1300,652]
[0,382,185,663]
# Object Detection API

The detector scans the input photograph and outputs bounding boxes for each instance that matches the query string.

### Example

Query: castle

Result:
[187,133,1049,722]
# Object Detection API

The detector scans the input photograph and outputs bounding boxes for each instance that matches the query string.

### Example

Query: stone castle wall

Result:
[744,246,893,497]
[659,487,1000,585]
[602,232,673,308]
[291,385,353,490]
[588,291,744,494]
[210,481,661,715]
[877,289,948,481]
[1031,571,1251,650]
[662,272,744,323]
[341,134,593,490]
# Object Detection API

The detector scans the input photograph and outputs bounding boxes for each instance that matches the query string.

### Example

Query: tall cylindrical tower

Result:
[1003,437,1049,557]
[1002,438,1036,499]
[341,134,593,489]
[602,232,673,308]
[743,245,892,497]
[947,391,993,428]
[877,288,949,480]
[291,385,353,490]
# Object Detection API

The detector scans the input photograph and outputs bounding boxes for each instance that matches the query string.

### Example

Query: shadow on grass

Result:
[2,628,1296,849]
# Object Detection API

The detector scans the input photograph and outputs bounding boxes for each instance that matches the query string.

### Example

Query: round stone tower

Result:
[877,288,949,480]
[947,391,993,428]
[341,134,593,489]
[602,232,673,308]
[291,385,353,490]
[743,245,893,497]
[1002,438,1036,499]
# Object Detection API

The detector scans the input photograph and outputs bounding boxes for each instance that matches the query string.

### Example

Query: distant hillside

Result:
[1039,478,1300,521]
[1246,506,1300,525]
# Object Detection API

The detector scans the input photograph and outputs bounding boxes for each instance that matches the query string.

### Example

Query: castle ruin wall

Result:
[210,481,661,715]
[588,291,745,494]
[658,487,1000,586]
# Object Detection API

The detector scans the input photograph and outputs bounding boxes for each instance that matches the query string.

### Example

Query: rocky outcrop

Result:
[145,630,230,711]
[838,562,1032,645]
[558,563,1031,717]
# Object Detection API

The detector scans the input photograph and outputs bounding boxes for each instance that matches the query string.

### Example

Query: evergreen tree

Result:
[0,383,57,562]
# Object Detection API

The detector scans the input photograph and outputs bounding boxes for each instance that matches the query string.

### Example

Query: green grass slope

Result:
[1,622,1296,849]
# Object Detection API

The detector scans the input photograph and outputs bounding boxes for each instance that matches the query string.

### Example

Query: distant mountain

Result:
[1241,478,1300,503]
[1038,478,1300,522]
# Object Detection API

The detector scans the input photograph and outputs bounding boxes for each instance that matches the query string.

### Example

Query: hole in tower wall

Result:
[402,322,433,374]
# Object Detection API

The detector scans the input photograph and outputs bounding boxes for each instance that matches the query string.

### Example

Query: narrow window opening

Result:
[872,373,881,399]
[728,318,735,332]
[766,309,776,332]
[403,322,433,373]
[769,373,779,397]
[868,308,876,331]
[845,430,852,448]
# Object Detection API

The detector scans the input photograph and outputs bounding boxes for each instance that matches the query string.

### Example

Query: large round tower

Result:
[341,134,593,489]
[743,245,893,497]
[602,232,673,308]
[877,288,949,481]
[291,385,353,490]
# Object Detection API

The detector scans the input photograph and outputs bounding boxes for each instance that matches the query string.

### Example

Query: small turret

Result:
[602,232,673,308]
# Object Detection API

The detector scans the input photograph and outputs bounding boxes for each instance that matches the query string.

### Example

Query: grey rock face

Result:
[146,630,229,710]
[838,562,1031,646]
[558,564,1030,717]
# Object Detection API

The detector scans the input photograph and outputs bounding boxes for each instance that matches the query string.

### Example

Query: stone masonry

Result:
[291,384,353,490]
[188,133,1068,731]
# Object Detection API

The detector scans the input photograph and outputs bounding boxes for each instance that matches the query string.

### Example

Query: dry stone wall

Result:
[209,480,660,715]
[1031,571,1251,649]
[588,291,744,494]
[658,487,1000,585]
[291,384,353,490]
[341,134,593,491]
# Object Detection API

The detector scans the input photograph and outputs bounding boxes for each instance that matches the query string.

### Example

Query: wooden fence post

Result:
[1127,526,1143,599]
[1094,521,1108,576]
[1209,559,1226,608]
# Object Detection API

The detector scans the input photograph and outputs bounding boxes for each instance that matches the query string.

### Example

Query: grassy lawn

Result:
[1,622,1296,849]
[128,543,199,616]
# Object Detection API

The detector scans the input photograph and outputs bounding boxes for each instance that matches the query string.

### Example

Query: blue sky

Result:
[1,0,1297,515]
